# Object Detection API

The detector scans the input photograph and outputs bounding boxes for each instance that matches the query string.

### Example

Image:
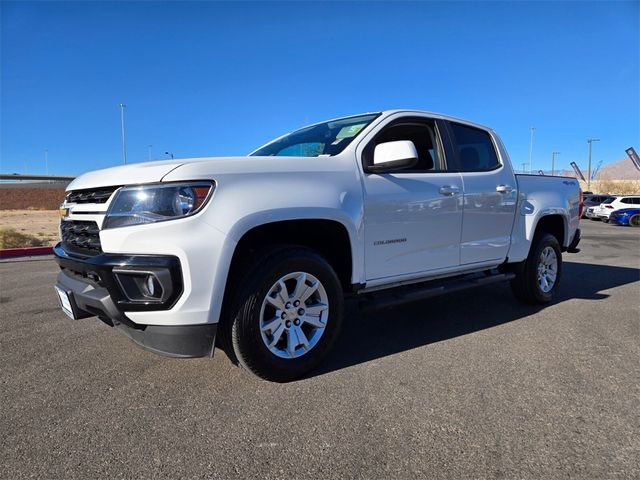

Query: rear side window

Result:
[448,122,500,172]
[621,197,640,204]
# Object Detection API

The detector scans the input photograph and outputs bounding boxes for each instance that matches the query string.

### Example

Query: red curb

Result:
[0,246,54,259]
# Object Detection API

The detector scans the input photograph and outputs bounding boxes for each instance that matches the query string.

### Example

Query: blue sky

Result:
[1,1,638,176]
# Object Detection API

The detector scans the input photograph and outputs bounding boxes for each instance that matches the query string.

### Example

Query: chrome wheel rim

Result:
[259,272,329,359]
[537,246,558,293]
[630,215,640,227]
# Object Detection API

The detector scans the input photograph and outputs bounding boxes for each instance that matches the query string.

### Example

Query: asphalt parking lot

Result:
[1,220,638,479]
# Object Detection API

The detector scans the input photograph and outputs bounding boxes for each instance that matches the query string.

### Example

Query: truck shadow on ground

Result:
[309,261,640,378]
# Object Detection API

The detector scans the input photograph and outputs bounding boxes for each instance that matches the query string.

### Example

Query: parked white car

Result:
[596,196,640,221]
[586,197,617,220]
[54,110,582,381]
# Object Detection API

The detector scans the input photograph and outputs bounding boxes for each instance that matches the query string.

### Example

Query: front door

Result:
[360,117,463,281]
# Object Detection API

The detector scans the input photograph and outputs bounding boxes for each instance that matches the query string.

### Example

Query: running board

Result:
[359,271,516,312]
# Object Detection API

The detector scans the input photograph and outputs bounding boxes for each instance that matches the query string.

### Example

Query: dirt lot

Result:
[0,210,59,246]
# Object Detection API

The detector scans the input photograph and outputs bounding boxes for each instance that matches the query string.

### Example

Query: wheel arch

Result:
[533,213,567,247]
[225,216,358,294]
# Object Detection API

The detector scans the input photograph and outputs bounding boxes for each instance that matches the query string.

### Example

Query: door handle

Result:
[439,185,460,196]
[496,184,513,194]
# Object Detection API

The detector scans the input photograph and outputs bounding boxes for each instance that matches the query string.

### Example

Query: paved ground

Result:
[1,221,638,479]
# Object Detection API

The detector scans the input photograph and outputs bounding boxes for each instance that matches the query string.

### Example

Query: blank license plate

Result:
[55,286,76,319]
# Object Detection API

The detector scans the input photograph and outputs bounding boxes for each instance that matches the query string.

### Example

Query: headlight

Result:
[103,181,214,229]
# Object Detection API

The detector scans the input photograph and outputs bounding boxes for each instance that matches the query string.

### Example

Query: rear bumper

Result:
[567,228,581,253]
[54,244,216,358]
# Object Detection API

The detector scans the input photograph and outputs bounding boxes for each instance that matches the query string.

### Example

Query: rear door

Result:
[443,121,518,265]
[359,115,463,281]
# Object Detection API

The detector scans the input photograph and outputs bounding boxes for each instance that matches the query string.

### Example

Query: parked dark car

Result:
[608,208,640,227]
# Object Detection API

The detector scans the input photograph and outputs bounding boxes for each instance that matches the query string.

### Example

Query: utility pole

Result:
[551,151,560,176]
[521,162,527,173]
[119,103,127,164]
[44,149,49,176]
[587,138,600,190]
[528,126,536,173]
[147,145,152,161]
[165,151,174,160]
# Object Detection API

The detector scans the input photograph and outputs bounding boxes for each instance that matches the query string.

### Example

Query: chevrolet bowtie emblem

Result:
[59,207,70,218]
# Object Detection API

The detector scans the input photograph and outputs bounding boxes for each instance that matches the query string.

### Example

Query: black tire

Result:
[225,246,343,382]
[629,214,640,227]
[511,233,562,305]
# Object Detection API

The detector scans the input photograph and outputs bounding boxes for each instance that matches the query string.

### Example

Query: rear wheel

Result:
[225,247,343,382]
[629,214,640,227]
[511,233,562,304]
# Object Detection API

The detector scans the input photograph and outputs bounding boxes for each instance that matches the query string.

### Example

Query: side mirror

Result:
[368,140,418,173]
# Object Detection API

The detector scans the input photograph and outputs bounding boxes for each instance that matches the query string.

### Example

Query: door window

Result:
[448,122,500,172]
[364,120,444,172]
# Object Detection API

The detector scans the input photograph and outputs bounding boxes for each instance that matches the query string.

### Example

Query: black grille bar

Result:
[66,186,119,204]
[60,220,102,256]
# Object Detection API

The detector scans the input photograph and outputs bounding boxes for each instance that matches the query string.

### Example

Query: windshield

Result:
[250,113,380,157]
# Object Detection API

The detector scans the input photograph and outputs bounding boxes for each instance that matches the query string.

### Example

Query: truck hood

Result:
[68,156,349,190]
[67,159,188,191]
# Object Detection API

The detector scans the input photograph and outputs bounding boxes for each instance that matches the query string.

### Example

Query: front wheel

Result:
[511,233,562,304]
[227,247,343,382]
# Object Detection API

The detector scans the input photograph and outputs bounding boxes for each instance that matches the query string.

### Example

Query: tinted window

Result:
[449,122,500,172]
[370,122,442,172]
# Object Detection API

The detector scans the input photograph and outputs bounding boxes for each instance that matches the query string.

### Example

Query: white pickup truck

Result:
[54,110,582,381]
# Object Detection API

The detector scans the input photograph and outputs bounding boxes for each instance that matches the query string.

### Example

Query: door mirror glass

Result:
[368,140,418,173]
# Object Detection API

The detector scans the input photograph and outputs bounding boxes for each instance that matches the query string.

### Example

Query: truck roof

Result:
[380,109,493,131]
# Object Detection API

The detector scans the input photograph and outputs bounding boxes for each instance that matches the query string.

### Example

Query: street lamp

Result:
[528,126,536,173]
[551,151,560,176]
[587,138,600,190]
[119,103,127,164]
[44,149,49,176]
[148,145,153,161]
[165,151,174,160]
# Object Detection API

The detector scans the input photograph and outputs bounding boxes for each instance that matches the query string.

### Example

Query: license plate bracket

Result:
[55,286,78,320]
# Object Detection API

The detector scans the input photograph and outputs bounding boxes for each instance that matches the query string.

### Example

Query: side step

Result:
[359,271,516,312]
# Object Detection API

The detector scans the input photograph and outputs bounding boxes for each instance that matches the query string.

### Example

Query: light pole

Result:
[587,138,600,190]
[528,126,536,173]
[147,145,152,161]
[521,162,527,173]
[119,103,127,164]
[44,149,49,176]
[551,151,560,176]
[165,151,174,160]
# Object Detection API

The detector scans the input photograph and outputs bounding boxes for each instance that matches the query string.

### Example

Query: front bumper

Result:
[54,244,216,357]
[609,215,628,225]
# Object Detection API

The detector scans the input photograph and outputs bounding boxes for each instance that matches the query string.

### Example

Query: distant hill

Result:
[597,157,640,180]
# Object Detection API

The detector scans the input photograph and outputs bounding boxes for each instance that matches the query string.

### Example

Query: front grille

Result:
[66,186,119,204]
[61,220,102,256]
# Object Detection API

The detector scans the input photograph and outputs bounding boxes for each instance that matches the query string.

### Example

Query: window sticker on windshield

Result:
[336,123,366,139]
